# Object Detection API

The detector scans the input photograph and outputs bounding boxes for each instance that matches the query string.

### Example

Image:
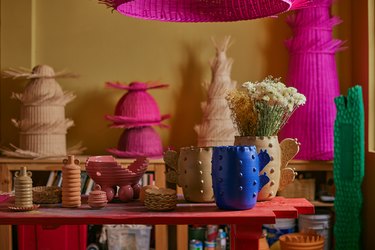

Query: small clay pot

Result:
[88,184,108,209]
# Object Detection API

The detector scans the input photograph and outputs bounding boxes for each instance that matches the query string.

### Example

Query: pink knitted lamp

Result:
[100,0,310,22]
[107,126,163,158]
[105,82,170,128]
[280,0,344,160]
[105,81,169,158]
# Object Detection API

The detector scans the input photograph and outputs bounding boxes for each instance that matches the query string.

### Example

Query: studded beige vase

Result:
[234,136,299,201]
[62,155,81,207]
[164,147,214,203]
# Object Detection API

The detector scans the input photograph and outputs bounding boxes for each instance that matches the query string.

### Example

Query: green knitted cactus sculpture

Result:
[334,85,364,250]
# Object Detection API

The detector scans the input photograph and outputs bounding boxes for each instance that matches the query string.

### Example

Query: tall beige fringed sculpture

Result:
[1,65,86,158]
[194,36,237,147]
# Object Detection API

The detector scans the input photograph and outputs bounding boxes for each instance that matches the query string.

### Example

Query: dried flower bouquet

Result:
[226,76,306,136]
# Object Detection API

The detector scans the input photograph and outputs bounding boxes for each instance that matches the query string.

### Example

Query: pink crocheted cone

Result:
[105,82,170,128]
[107,126,163,158]
[280,0,344,160]
[99,0,310,22]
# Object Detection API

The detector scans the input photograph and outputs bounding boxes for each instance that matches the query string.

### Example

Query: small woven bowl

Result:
[144,188,177,211]
[32,186,62,204]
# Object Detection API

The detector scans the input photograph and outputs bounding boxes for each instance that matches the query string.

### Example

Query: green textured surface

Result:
[340,124,354,180]
[333,86,365,250]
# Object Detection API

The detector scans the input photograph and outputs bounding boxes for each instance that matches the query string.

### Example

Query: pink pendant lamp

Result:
[106,81,169,158]
[105,82,170,128]
[280,0,344,160]
[99,0,310,22]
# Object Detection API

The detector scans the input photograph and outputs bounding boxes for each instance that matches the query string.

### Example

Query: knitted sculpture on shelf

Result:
[105,82,169,158]
[99,0,310,22]
[194,36,237,147]
[0,65,85,158]
[280,0,344,160]
[333,86,364,250]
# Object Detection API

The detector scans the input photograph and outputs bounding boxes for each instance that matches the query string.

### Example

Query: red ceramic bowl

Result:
[85,156,148,187]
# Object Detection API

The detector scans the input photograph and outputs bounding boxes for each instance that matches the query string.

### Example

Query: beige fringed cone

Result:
[194,36,237,147]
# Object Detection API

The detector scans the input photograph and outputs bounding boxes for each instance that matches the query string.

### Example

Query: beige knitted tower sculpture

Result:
[62,155,81,208]
[194,36,237,147]
[1,65,85,158]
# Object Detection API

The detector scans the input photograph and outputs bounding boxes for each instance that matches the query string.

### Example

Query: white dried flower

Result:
[237,76,306,136]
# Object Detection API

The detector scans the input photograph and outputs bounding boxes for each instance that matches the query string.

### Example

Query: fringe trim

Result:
[12,119,74,133]
[12,91,76,106]
[0,142,86,159]
[105,81,168,91]
[2,67,78,79]
[289,0,313,10]
[285,38,345,54]
[287,15,342,29]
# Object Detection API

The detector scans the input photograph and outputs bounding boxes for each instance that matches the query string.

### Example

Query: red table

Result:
[0,197,314,250]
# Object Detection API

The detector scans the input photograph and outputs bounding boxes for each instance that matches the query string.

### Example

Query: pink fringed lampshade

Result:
[280,0,344,160]
[105,82,170,128]
[107,126,163,158]
[99,0,310,22]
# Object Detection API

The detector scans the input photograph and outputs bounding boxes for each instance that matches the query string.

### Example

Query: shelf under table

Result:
[0,197,314,250]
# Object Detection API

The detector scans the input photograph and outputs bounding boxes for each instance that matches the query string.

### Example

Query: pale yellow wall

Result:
[1,0,295,154]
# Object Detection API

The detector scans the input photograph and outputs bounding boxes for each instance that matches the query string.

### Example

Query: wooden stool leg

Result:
[230,224,263,250]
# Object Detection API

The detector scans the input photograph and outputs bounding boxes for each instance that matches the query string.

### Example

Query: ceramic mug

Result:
[211,146,270,210]
[164,146,214,202]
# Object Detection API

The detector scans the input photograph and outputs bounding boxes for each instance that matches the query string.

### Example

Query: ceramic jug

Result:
[14,166,33,208]
[62,155,81,208]
[212,146,270,210]
[234,136,299,201]
[164,146,214,203]
[88,184,108,209]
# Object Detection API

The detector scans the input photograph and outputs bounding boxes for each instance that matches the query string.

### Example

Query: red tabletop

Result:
[0,197,314,250]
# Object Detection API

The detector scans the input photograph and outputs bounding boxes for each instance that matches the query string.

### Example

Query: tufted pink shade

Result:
[107,126,163,158]
[105,81,170,128]
[99,0,310,22]
[280,0,344,160]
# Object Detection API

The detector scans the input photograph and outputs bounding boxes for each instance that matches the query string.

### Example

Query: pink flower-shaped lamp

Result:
[105,82,170,128]
[107,126,163,158]
[99,0,310,22]
[85,156,148,202]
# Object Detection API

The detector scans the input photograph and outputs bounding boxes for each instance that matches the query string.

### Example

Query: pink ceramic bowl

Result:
[85,156,148,202]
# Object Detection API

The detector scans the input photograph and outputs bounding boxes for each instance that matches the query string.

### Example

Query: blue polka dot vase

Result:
[212,146,270,210]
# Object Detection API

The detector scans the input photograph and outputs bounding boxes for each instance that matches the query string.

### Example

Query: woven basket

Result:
[279,232,325,250]
[144,188,177,211]
[100,0,310,22]
[32,186,62,204]
[278,178,315,201]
